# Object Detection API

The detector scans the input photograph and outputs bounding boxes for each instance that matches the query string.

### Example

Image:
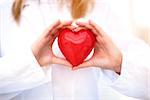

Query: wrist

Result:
[31,44,40,61]
[114,54,122,75]
[114,65,121,75]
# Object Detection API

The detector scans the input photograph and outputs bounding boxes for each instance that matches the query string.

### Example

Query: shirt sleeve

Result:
[0,2,48,94]
[100,35,150,100]
[0,47,49,94]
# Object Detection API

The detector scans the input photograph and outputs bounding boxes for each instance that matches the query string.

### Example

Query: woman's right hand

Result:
[31,20,72,67]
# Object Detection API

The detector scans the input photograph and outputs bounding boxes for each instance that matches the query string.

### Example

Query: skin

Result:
[32,20,72,67]
[75,20,122,73]
[32,20,122,73]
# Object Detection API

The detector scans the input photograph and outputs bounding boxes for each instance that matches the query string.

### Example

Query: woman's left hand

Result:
[75,20,122,73]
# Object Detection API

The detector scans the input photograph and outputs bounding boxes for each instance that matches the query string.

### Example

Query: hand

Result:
[75,20,122,73]
[32,20,72,67]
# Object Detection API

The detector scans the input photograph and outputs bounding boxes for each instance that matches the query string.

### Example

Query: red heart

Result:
[58,27,96,67]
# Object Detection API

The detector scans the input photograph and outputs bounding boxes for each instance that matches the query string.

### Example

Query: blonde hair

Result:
[12,0,94,23]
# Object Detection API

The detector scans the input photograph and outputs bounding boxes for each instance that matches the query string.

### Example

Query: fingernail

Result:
[58,19,61,23]
[68,21,72,24]
[72,66,77,70]
[75,22,80,25]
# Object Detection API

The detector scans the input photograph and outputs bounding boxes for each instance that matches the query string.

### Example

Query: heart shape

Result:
[58,27,96,67]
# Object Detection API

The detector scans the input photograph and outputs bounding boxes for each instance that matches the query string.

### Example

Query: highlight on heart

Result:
[57,26,96,67]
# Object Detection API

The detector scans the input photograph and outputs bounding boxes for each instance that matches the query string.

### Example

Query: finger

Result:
[76,21,92,30]
[89,20,114,45]
[51,56,72,67]
[55,20,73,30]
[76,21,88,27]
[76,21,99,36]
[50,20,73,37]
[60,20,73,27]
[73,59,94,70]
[44,20,61,37]
[55,20,73,32]
[89,20,106,37]
[49,34,58,47]
[49,21,73,46]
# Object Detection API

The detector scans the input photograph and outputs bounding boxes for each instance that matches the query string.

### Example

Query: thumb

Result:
[51,56,72,67]
[73,59,94,70]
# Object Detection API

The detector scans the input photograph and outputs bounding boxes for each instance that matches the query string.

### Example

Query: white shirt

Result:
[0,0,150,100]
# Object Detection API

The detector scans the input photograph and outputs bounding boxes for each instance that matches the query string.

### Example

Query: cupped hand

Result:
[32,20,72,67]
[75,20,122,73]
